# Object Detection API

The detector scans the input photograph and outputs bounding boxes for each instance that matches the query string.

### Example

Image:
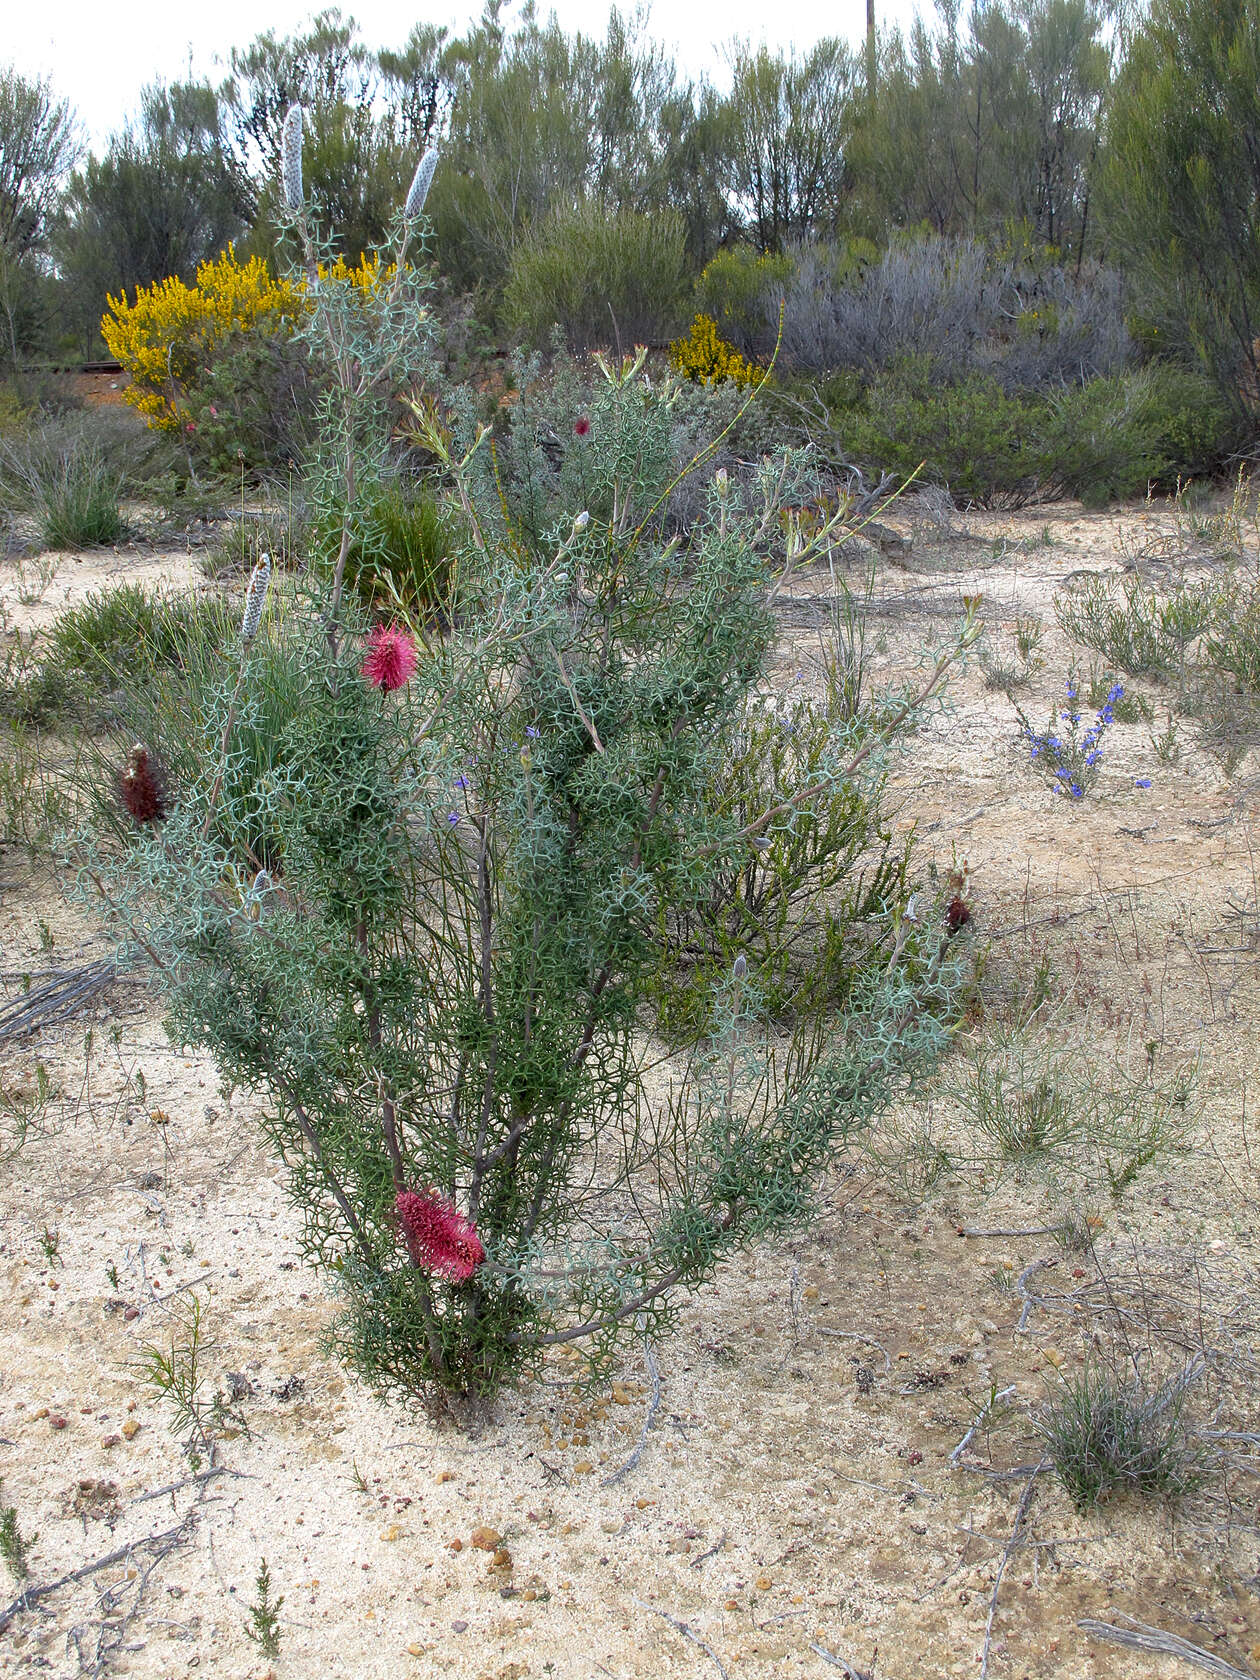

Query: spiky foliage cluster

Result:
[82,124,976,1413]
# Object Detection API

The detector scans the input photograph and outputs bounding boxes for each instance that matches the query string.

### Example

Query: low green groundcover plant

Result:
[81,116,976,1416]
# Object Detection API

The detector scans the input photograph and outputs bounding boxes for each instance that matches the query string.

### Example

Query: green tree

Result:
[1102,0,1260,407]
[220,6,410,259]
[843,0,1108,256]
[377,23,461,152]
[723,40,856,251]
[429,6,697,294]
[219,7,375,219]
[1017,0,1110,250]
[55,81,245,355]
[0,65,78,363]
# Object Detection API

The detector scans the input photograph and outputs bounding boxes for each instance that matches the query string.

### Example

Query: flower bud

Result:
[281,105,304,211]
[241,553,272,645]
[732,953,747,980]
[715,468,729,498]
[573,511,590,532]
[404,147,439,218]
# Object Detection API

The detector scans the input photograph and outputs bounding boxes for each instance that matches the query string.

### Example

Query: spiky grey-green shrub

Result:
[81,125,975,1413]
[86,374,972,1409]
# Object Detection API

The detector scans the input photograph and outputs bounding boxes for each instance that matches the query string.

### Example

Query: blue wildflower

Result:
[1135,778,1152,788]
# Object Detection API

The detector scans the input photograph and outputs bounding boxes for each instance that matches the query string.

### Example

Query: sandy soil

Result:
[2,498,1258,1680]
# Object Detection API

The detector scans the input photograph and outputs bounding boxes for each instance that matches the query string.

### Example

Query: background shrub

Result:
[1055,573,1217,678]
[831,360,1238,508]
[313,478,462,621]
[776,235,1133,390]
[693,246,794,357]
[668,315,765,388]
[651,646,913,1036]
[31,439,125,550]
[502,201,691,352]
[0,420,129,550]
[184,329,321,474]
[101,246,303,435]
[6,582,234,727]
[835,357,1042,506]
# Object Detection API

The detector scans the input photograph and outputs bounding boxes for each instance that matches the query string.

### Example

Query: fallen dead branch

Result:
[950,1384,1018,1467]
[816,1328,892,1373]
[809,1642,873,1678]
[1078,1615,1258,1678]
[690,1532,728,1570]
[980,1460,1048,1679]
[0,1512,199,1636]
[0,960,137,1041]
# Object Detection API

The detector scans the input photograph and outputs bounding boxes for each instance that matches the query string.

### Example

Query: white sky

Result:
[12,0,927,152]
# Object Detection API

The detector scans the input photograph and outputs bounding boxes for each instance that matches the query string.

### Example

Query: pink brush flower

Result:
[395,1190,485,1282]
[362,624,418,691]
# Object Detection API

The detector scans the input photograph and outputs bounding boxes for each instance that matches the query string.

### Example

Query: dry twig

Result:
[1078,1616,1258,1678]
[689,1532,728,1569]
[633,1598,730,1680]
[950,1385,1018,1466]
[809,1641,873,1677]
[0,1514,198,1636]
[980,1461,1048,1679]
[817,1329,892,1373]
[602,1337,662,1486]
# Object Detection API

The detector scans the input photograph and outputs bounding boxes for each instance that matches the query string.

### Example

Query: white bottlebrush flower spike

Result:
[404,147,439,219]
[241,553,272,644]
[281,105,304,211]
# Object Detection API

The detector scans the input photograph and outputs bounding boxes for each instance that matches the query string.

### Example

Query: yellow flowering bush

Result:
[103,247,304,433]
[668,314,766,389]
[320,252,396,297]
